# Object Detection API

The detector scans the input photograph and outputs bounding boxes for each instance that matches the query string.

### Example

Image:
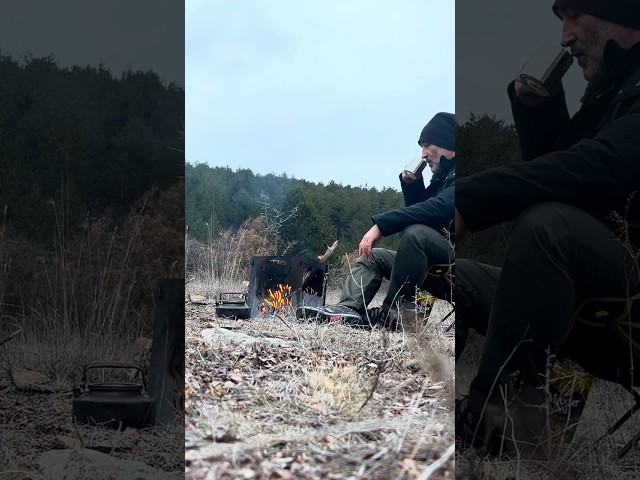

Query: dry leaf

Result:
[10,368,51,386]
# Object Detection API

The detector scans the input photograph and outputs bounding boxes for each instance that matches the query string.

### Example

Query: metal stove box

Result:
[247,256,328,318]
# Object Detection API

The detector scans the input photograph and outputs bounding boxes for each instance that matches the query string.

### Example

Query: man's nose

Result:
[421,146,430,158]
[560,22,576,48]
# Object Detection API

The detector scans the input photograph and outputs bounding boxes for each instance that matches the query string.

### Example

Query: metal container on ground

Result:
[247,256,328,318]
[215,291,251,319]
[72,361,155,429]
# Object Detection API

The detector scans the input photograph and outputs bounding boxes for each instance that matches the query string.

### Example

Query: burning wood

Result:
[247,256,328,318]
[261,283,293,314]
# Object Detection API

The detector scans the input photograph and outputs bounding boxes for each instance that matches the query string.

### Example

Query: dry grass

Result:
[0,184,184,477]
[456,331,640,479]
[185,281,455,479]
[0,333,184,476]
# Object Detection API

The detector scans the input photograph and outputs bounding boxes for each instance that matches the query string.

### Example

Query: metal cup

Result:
[403,157,427,180]
[518,43,574,97]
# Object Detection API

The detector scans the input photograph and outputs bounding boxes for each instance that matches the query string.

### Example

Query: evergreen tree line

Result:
[0,52,185,245]
[185,163,404,260]
[187,114,521,267]
[455,114,522,266]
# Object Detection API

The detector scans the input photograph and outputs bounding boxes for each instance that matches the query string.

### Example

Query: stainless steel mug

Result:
[518,43,574,97]
[403,157,427,180]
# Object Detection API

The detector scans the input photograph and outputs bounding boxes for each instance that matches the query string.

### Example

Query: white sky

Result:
[0,1,184,86]
[186,0,455,190]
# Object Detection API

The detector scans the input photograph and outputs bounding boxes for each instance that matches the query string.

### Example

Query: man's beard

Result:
[578,26,616,83]
[426,151,442,174]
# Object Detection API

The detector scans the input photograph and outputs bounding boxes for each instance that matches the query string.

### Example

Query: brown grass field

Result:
[184,281,455,479]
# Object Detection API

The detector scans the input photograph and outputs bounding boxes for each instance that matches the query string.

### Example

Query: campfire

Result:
[260,283,293,316]
[247,256,328,318]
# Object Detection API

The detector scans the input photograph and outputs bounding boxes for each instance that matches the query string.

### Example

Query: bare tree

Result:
[257,192,299,255]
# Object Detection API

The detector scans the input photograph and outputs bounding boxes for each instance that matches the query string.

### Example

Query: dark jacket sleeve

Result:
[400,174,428,206]
[508,81,571,161]
[372,183,455,237]
[456,110,640,233]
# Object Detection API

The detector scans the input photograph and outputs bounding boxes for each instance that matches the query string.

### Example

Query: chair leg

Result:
[617,430,640,459]
[604,401,640,437]
[596,388,640,458]
[436,305,455,333]
[611,389,640,434]
[615,389,640,458]
[438,308,454,324]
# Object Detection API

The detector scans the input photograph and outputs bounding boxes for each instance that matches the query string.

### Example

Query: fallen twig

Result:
[0,328,22,347]
[416,443,455,480]
[273,313,305,347]
[356,330,389,414]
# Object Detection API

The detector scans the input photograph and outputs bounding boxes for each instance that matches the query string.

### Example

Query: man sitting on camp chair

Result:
[301,112,455,330]
[455,0,640,455]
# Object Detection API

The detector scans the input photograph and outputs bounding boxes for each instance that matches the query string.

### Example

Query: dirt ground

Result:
[184,298,456,479]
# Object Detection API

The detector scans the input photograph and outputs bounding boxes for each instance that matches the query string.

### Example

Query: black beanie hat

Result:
[552,0,640,30]
[418,112,455,151]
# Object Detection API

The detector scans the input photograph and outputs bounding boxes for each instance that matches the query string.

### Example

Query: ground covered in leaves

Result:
[185,300,455,479]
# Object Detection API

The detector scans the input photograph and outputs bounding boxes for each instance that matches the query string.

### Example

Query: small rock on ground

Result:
[38,448,181,480]
[201,327,294,348]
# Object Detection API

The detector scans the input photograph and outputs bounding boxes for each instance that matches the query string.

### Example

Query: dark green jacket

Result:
[457,40,640,236]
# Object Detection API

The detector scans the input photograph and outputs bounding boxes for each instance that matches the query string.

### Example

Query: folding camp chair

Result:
[571,292,640,458]
[422,262,455,331]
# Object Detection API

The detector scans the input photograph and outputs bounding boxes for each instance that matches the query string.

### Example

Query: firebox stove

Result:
[247,256,328,318]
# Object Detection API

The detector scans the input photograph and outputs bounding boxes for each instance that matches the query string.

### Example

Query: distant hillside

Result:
[185,163,404,256]
[0,53,184,244]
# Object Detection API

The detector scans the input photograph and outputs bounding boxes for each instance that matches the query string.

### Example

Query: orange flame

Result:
[260,283,293,314]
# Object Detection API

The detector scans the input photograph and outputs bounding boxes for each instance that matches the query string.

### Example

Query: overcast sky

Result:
[0,1,184,86]
[186,0,455,191]
[456,0,586,122]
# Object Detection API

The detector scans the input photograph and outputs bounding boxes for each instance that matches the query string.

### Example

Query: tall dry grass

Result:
[186,216,297,300]
[0,206,11,329]
[0,182,185,475]
[1,181,184,382]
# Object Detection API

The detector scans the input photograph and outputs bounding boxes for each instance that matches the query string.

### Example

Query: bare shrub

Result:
[187,217,271,289]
